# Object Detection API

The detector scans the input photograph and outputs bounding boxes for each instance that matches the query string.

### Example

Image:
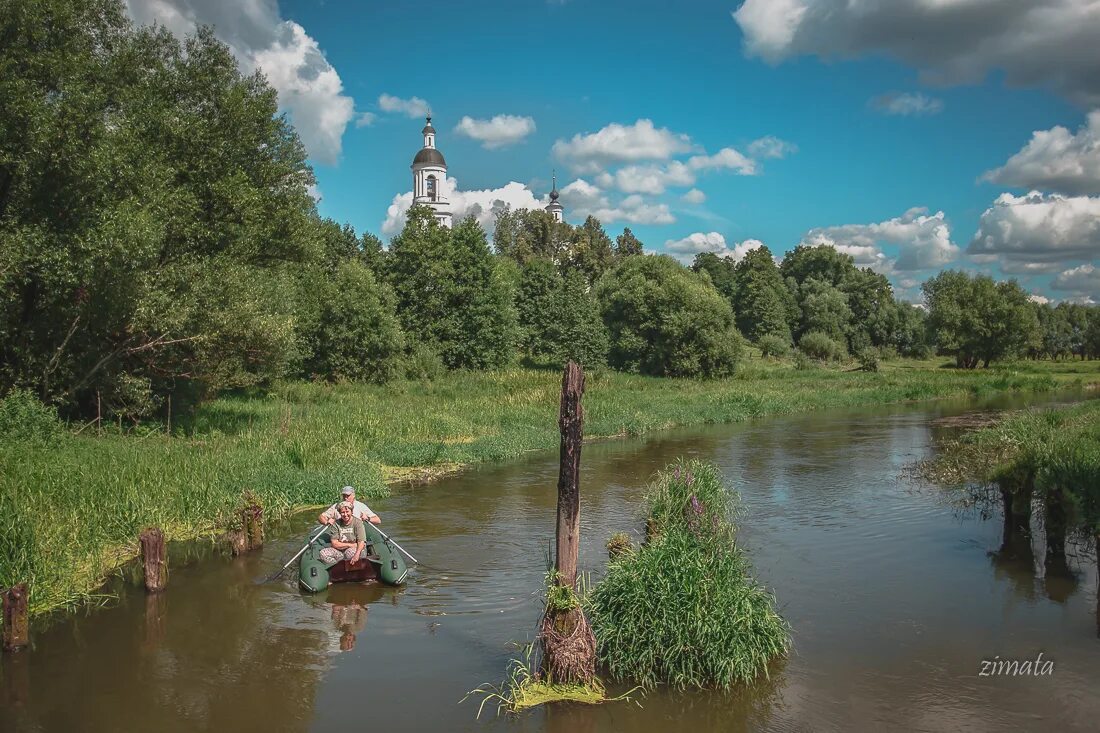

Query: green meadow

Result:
[2,357,1097,616]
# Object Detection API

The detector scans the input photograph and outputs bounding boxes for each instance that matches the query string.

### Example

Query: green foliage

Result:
[598,256,743,378]
[554,271,610,368]
[587,460,790,689]
[756,334,790,359]
[691,252,738,304]
[797,278,852,345]
[388,210,517,370]
[614,227,644,259]
[792,351,815,371]
[856,347,880,373]
[568,216,615,285]
[732,245,795,343]
[923,271,1040,368]
[492,208,570,264]
[303,261,405,383]
[799,330,846,362]
[0,2,319,417]
[516,258,564,360]
[0,389,63,446]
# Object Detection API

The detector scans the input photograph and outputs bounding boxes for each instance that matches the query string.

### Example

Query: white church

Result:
[410,115,564,229]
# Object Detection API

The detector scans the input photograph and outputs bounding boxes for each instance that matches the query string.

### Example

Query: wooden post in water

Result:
[540,361,596,685]
[555,361,585,590]
[140,528,167,592]
[243,503,264,551]
[2,584,29,651]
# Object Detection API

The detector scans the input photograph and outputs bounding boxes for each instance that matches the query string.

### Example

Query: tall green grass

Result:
[0,358,1092,617]
[586,460,790,689]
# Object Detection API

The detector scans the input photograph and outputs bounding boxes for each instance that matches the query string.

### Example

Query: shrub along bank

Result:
[0,359,1094,617]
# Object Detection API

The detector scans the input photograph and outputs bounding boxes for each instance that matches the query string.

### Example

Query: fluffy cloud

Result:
[663,232,762,264]
[747,135,798,159]
[682,188,707,204]
[355,112,377,128]
[869,92,944,116]
[688,148,756,174]
[552,119,695,172]
[968,191,1100,272]
[453,114,536,149]
[1052,263,1100,303]
[559,180,675,225]
[800,207,959,273]
[732,0,1100,107]
[381,178,546,236]
[611,162,696,194]
[125,0,355,165]
[981,111,1100,195]
[378,93,431,118]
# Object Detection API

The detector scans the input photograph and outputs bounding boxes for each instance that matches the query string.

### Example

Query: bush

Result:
[586,460,790,689]
[403,343,446,381]
[792,352,815,371]
[757,334,790,359]
[0,390,63,447]
[857,347,880,372]
[799,330,846,362]
[597,256,744,378]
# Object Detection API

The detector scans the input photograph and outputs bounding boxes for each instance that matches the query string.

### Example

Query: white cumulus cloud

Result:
[454,114,536,149]
[125,0,355,165]
[381,178,547,236]
[870,92,944,116]
[378,93,431,118]
[688,147,757,174]
[982,111,1100,195]
[553,119,695,172]
[663,232,763,264]
[558,179,675,225]
[968,191,1100,272]
[732,0,1100,107]
[747,135,798,159]
[800,207,960,273]
[682,188,707,204]
[611,162,696,194]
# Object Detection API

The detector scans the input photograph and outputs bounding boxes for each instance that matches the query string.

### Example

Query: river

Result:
[2,392,1097,732]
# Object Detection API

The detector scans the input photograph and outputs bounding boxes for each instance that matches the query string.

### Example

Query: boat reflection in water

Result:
[306,583,387,653]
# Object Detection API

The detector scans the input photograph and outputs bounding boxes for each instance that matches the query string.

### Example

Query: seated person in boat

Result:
[319,502,366,566]
[319,485,381,526]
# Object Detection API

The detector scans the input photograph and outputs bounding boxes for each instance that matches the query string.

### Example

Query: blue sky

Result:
[125,0,1100,304]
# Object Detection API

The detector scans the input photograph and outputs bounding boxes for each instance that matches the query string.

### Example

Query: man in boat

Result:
[318,502,366,567]
[319,486,381,526]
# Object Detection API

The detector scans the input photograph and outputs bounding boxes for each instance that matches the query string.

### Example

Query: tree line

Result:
[3,0,1098,423]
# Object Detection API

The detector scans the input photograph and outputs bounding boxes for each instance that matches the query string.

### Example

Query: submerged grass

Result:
[586,460,791,690]
[1,357,1095,617]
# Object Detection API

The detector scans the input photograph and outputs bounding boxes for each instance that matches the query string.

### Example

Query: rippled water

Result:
[2,392,1098,732]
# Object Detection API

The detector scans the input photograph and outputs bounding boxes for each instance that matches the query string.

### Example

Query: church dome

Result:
[422,115,436,135]
[413,147,446,166]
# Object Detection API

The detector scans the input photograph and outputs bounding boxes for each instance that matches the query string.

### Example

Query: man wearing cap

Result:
[319,486,381,526]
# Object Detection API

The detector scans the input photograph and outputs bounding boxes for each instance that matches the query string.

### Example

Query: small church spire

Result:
[545,169,564,223]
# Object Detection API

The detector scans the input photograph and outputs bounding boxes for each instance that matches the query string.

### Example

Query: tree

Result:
[841,268,898,351]
[614,227,644,259]
[0,4,319,417]
[597,256,743,377]
[893,301,930,358]
[731,245,794,343]
[780,244,855,287]
[386,205,456,351]
[797,278,852,346]
[303,261,405,383]
[923,271,1040,368]
[691,252,737,304]
[567,216,614,285]
[552,270,610,368]
[360,231,386,276]
[493,207,570,264]
[516,258,564,360]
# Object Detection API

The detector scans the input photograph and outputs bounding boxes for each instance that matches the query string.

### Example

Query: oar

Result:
[372,524,419,565]
[266,523,330,582]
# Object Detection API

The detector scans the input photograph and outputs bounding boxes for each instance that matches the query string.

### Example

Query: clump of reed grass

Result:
[463,643,610,718]
[586,460,790,690]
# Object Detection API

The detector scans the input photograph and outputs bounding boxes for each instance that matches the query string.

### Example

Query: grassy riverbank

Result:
[2,358,1097,616]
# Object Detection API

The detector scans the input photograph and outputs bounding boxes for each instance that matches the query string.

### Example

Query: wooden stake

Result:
[140,528,167,592]
[555,361,585,589]
[2,584,29,651]
[243,504,264,551]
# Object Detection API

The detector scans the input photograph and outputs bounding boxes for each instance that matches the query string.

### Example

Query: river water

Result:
[2,393,1098,732]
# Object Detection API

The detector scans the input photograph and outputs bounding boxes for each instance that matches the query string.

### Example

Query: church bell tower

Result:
[411,115,452,228]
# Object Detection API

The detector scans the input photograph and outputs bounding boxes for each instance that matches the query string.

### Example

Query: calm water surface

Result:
[2,393,1098,732]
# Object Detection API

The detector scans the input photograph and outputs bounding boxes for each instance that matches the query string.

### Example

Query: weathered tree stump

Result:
[540,361,596,686]
[243,503,264,551]
[2,584,29,651]
[140,528,167,592]
[225,529,248,556]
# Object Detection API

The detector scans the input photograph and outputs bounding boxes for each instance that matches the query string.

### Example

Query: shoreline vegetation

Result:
[2,357,1098,618]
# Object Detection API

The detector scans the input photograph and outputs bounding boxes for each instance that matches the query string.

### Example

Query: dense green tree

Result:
[597,256,743,377]
[303,261,405,383]
[797,278,852,346]
[0,3,318,416]
[731,246,794,343]
[516,258,564,359]
[552,270,610,367]
[691,252,738,304]
[1085,308,1100,359]
[386,206,455,347]
[568,215,615,285]
[493,208,570,264]
[1035,303,1073,360]
[923,271,1040,368]
[841,268,898,351]
[780,244,854,287]
[614,227,644,259]
[893,302,930,358]
[360,231,386,276]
